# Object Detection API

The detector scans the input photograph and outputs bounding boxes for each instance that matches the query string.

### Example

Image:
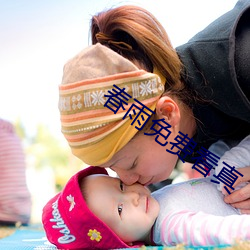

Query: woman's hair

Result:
[90,6,186,96]
[90,5,199,133]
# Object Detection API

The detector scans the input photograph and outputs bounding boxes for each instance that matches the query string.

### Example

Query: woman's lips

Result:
[143,177,154,186]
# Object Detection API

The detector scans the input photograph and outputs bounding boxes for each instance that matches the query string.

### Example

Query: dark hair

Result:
[91,5,197,110]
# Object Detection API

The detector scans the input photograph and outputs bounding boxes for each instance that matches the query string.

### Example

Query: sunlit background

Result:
[1,0,238,223]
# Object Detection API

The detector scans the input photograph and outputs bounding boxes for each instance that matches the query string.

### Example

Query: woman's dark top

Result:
[176,0,250,160]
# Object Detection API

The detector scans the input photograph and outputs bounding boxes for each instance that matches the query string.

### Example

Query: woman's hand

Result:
[224,166,250,214]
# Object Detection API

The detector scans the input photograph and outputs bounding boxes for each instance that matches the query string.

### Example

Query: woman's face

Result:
[100,131,179,186]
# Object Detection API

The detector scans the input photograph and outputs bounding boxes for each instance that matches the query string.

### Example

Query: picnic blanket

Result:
[0,224,247,250]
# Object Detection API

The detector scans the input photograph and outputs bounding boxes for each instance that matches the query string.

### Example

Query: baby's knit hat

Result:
[42,166,142,249]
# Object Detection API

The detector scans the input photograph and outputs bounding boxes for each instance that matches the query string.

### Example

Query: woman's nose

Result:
[112,168,139,185]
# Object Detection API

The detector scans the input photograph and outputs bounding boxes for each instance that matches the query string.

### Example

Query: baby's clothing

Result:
[152,135,250,246]
[152,178,250,246]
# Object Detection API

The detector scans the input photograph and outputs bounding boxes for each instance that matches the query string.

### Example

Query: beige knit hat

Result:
[59,43,165,165]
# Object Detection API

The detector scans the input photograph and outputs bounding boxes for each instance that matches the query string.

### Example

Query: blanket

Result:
[0,225,248,250]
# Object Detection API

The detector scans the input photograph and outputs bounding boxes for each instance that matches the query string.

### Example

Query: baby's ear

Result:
[155,96,180,127]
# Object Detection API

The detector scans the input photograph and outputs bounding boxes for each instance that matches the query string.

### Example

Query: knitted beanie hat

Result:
[42,166,142,249]
[59,43,165,166]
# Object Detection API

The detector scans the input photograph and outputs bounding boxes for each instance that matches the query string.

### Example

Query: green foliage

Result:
[14,118,26,139]
[27,124,69,169]
[14,120,85,191]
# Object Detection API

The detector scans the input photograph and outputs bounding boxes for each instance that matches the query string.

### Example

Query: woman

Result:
[59,1,250,212]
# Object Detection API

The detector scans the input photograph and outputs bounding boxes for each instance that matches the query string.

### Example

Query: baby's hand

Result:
[223,166,250,214]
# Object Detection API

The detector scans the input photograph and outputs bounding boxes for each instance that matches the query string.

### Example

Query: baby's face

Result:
[84,174,160,244]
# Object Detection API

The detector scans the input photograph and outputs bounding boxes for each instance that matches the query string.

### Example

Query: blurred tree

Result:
[14,117,26,139]
[14,120,85,191]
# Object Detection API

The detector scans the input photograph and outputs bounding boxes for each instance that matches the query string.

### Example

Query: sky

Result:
[0,0,238,140]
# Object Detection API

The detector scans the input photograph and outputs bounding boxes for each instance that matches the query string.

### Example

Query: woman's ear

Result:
[155,96,180,126]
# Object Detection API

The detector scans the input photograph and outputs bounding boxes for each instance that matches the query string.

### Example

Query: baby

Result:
[42,136,250,249]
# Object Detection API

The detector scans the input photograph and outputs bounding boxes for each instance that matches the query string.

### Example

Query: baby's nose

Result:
[126,191,140,206]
